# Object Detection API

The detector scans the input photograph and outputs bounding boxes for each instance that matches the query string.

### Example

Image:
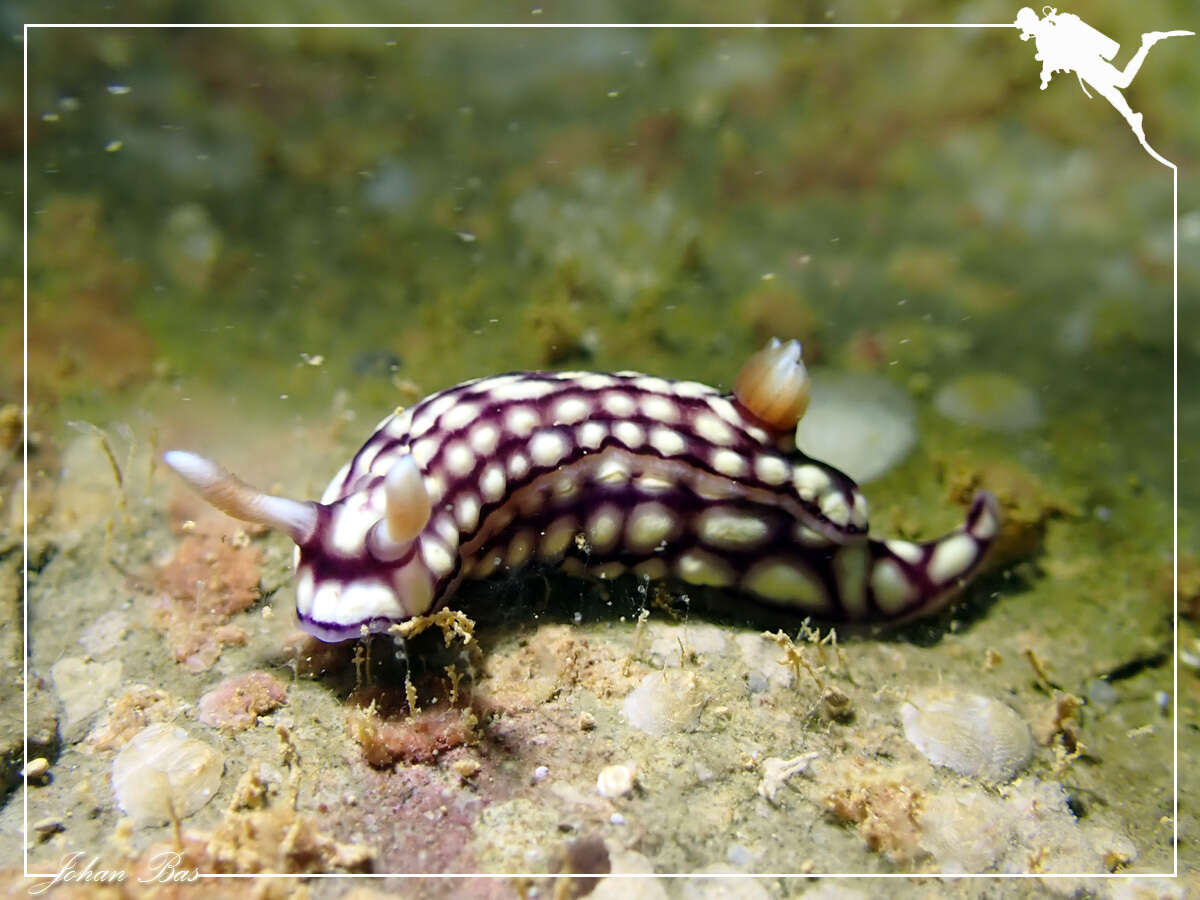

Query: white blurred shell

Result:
[900,689,1034,783]
[934,373,1042,432]
[794,373,916,483]
[111,723,224,825]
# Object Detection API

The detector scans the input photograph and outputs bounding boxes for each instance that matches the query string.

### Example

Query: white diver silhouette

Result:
[1014,6,1193,164]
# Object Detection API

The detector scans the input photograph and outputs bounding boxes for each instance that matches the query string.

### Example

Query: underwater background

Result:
[2,1,1197,896]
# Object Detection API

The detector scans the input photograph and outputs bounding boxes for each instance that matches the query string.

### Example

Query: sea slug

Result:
[165,339,999,642]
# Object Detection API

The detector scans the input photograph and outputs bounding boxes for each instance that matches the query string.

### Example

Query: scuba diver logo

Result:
[1014,6,1193,165]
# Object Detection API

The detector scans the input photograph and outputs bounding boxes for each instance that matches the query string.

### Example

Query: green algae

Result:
[6,11,1195,892]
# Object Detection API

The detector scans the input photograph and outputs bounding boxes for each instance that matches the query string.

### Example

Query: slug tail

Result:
[866,491,1001,621]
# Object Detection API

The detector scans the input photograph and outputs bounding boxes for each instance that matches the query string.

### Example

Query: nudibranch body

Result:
[165,340,999,642]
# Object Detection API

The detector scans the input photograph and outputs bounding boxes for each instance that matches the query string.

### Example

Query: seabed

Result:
[4,10,1195,898]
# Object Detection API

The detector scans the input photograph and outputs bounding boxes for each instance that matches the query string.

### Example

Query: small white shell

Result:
[900,689,1034,783]
[596,763,637,798]
[111,723,224,825]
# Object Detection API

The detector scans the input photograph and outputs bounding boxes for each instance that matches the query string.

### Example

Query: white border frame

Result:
[18,19,1180,888]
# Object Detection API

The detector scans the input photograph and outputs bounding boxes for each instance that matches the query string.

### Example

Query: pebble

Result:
[900,688,1034,783]
[78,610,129,657]
[934,372,1043,432]
[22,757,49,780]
[32,817,64,838]
[111,723,223,825]
[794,372,917,483]
[51,657,123,741]
[1155,690,1170,716]
[726,843,754,866]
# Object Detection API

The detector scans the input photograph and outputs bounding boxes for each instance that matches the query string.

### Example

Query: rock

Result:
[78,610,129,656]
[51,656,123,741]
